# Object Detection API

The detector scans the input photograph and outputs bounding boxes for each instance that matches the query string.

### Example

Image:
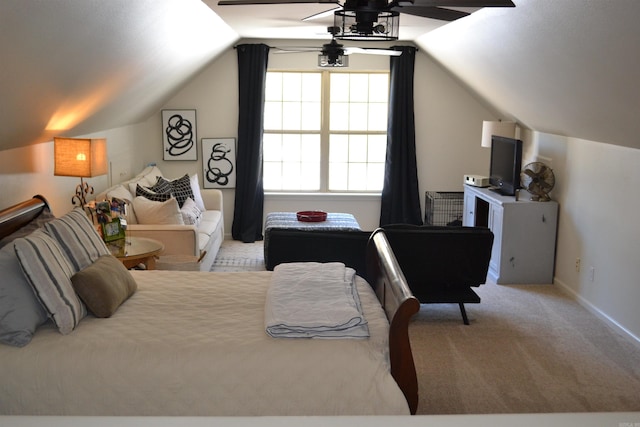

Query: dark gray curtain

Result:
[379,46,423,226]
[231,44,269,242]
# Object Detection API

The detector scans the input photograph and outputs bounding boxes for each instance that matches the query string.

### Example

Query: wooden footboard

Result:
[0,195,49,240]
[366,228,420,415]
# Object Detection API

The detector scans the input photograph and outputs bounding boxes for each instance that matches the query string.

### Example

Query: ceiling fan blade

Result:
[392,5,470,21]
[272,47,322,53]
[219,0,339,5]
[410,0,514,6]
[302,6,343,21]
[344,47,402,56]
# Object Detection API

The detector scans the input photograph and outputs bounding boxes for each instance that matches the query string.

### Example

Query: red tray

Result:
[296,210,327,222]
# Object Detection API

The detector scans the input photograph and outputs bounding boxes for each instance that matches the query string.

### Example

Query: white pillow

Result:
[189,174,206,212]
[106,184,134,204]
[132,196,184,225]
[127,166,165,196]
[180,197,202,226]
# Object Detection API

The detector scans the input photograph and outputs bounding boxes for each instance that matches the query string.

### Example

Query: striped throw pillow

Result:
[44,207,110,272]
[14,230,86,334]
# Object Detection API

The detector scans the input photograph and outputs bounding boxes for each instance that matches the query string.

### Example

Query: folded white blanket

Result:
[265,262,370,339]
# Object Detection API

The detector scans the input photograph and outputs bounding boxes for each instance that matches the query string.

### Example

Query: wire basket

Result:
[424,191,464,226]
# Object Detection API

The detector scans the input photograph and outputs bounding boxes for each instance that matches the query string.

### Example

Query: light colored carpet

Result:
[210,239,640,415]
[411,283,640,415]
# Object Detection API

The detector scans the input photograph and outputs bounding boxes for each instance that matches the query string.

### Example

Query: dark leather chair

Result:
[382,224,494,325]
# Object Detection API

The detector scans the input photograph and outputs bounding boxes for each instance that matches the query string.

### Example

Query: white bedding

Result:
[0,270,409,416]
[265,262,369,338]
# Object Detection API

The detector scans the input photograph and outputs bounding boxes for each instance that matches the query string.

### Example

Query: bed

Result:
[0,196,420,416]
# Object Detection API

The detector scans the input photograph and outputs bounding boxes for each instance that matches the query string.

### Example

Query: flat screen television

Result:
[489,135,523,196]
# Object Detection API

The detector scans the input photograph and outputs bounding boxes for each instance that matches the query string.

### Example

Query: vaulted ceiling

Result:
[1,0,639,153]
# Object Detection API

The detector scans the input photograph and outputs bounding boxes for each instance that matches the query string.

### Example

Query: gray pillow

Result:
[14,229,86,335]
[44,207,110,272]
[0,244,49,347]
[71,255,137,318]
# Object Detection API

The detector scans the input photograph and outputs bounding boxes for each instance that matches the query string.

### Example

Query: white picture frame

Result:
[201,138,236,188]
[162,109,197,161]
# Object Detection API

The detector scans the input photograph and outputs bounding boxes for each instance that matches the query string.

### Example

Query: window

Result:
[263,71,389,192]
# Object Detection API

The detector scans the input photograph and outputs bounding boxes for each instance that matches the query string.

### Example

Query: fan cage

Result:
[424,191,464,226]
[333,10,399,41]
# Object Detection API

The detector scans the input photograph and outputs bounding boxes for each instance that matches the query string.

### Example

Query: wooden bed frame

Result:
[0,196,420,415]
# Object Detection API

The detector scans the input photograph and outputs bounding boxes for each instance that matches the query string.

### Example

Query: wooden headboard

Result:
[0,195,50,241]
[366,228,420,415]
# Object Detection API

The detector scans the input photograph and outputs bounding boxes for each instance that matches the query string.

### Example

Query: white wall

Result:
[0,122,148,217]
[126,42,497,232]
[537,132,640,341]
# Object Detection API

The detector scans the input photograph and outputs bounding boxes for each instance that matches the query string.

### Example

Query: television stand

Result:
[463,185,558,284]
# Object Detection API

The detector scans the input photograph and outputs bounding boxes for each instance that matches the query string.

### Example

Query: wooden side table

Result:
[108,237,164,270]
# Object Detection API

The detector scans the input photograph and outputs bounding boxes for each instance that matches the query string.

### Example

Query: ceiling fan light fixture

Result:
[318,52,349,67]
[333,9,399,41]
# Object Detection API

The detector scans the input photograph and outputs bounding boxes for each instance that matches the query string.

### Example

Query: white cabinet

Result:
[463,185,558,284]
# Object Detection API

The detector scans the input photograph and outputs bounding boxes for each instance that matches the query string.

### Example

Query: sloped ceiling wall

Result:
[416,0,640,150]
[0,0,238,151]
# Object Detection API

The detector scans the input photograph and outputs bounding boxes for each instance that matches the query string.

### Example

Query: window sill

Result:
[265,192,381,201]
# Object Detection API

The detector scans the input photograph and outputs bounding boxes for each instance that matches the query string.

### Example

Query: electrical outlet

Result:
[575,258,581,272]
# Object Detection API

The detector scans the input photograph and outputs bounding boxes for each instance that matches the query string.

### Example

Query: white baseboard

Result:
[553,277,640,348]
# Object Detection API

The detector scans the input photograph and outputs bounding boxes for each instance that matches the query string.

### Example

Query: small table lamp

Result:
[54,137,108,207]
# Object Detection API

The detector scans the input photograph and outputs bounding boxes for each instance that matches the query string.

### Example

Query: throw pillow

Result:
[136,183,172,202]
[14,229,86,335]
[180,197,202,226]
[158,174,194,208]
[72,255,137,318]
[132,196,184,225]
[0,244,49,347]
[105,184,134,204]
[44,207,110,273]
[189,174,206,212]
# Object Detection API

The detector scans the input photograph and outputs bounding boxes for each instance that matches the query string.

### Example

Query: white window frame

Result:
[263,70,389,193]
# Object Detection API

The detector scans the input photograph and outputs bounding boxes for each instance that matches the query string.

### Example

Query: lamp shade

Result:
[481,121,516,148]
[54,137,108,178]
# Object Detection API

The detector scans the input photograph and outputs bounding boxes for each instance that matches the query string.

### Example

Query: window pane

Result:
[330,102,349,131]
[329,134,348,162]
[264,102,282,130]
[302,73,321,102]
[369,74,388,102]
[330,74,349,102]
[349,103,368,131]
[349,135,367,163]
[282,73,301,101]
[301,134,320,162]
[329,163,348,191]
[368,103,387,131]
[263,134,282,161]
[368,134,387,162]
[265,71,387,193]
[348,163,367,190]
[301,102,321,130]
[265,72,282,101]
[349,74,369,102]
[282,134,301,161]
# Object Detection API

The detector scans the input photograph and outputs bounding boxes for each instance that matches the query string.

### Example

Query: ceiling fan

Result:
[273,27,402,67]
[218,0,516,40]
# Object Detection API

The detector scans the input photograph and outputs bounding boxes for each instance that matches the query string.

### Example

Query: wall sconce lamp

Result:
[481,121,517,147]
[54,137,108,207]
